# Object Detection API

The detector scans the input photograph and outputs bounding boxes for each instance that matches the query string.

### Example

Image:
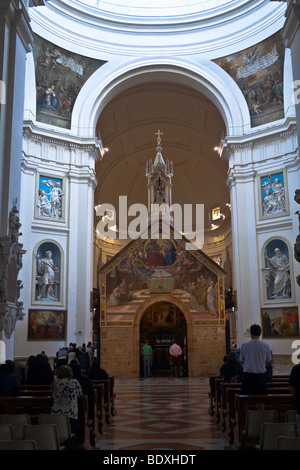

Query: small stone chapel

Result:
[99,133,226,377]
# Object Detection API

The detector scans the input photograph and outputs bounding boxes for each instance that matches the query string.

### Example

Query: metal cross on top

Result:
[155,129,163,146]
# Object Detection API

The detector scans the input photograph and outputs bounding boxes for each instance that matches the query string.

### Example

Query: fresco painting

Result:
[103,237,222,324]
[214,31,285,127]
[33,35,106,129]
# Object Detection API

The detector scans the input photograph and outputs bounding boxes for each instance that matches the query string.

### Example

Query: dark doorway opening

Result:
[140,301,187,377]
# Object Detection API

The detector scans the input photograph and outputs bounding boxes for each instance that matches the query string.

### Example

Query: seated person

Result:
[88,361,109,380]
[220,351,243,383]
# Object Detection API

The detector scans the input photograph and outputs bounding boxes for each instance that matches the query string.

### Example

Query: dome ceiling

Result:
[72,0,247,18]
[95,81,230,232]
[31,1,286,59]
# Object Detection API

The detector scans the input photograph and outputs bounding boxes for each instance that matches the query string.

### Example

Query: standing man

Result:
[169,340,182,377]
[142,340,152,378]
[289,363,300,435]
[240,324,272,394]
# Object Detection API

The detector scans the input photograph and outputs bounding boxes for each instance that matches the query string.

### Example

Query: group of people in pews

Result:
[219,323,300,437]
[220,324,273,394]
[0,345,110,441]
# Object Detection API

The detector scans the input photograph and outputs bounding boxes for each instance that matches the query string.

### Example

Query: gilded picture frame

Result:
[27,309,67,340]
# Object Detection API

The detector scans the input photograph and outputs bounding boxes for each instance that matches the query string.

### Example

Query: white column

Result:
[0,1,34,359]
[283,0,300,147]
[227,160,261,345]
[0,0,33,236]
[67,160,97,347]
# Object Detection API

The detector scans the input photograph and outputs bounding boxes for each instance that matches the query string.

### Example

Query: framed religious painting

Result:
[258,169,289,221]
[261,307,299,339]
[261,237,295,304]
[35,173,67,223]
[27,309,67,340]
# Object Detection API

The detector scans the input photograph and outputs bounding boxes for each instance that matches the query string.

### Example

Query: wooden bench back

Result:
[235,393,296,449]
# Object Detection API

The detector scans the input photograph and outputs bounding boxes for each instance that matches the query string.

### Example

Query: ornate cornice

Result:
[221,118,298,159]
[23,122,103,161]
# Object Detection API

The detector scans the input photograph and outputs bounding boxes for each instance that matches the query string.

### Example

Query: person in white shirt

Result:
[169,340,182,377]
[240,324,272,394]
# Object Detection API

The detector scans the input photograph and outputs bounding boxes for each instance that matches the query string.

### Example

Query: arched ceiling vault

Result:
[95,81,230,231]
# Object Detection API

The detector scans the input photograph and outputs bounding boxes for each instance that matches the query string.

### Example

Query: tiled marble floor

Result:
[95,376,229,451]
[94,364,292,453]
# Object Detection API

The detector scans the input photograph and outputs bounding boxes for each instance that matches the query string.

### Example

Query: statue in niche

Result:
[264,247,291,298]
[154,178,165,203]
[35,250,59,301]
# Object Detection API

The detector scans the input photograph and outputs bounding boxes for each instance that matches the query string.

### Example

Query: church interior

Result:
[1,0,300,452]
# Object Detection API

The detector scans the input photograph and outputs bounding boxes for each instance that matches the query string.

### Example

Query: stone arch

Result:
[72,57,251,139]
[132,294,193,376]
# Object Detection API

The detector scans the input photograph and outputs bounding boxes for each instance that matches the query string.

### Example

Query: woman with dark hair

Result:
[88,361,109,380]
[26,353,54,385]
[220,351,243,383]
[0,361,20,397]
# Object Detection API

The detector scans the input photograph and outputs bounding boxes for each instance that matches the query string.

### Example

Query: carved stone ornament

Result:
[294,234,300,264]
[0,200,26,339]
[294,189,300,287]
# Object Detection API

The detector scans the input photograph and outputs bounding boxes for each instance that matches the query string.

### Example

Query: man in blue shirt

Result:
[240,324,272,394]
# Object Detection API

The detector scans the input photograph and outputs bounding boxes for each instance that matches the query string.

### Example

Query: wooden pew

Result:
[20,383,100,441]
[214,377,225,424]
[0,395,53,416]
[109,376,117,417]
[226,384,291,446]
[220,380,289,435]
[76,396,88,444]
[91,377,117,424]
[235,393,296,450]
[91,379,111,425]
[18,390,52,396]
[91,382,104,434]
[208,375,221,417]
[0,395,88,444]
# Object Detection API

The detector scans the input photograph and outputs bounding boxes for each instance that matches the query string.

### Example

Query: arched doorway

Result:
[140,301,187,377]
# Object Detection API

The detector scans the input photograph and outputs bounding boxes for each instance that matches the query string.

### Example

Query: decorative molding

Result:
[23,122,102,161]
[222,119,297,158]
